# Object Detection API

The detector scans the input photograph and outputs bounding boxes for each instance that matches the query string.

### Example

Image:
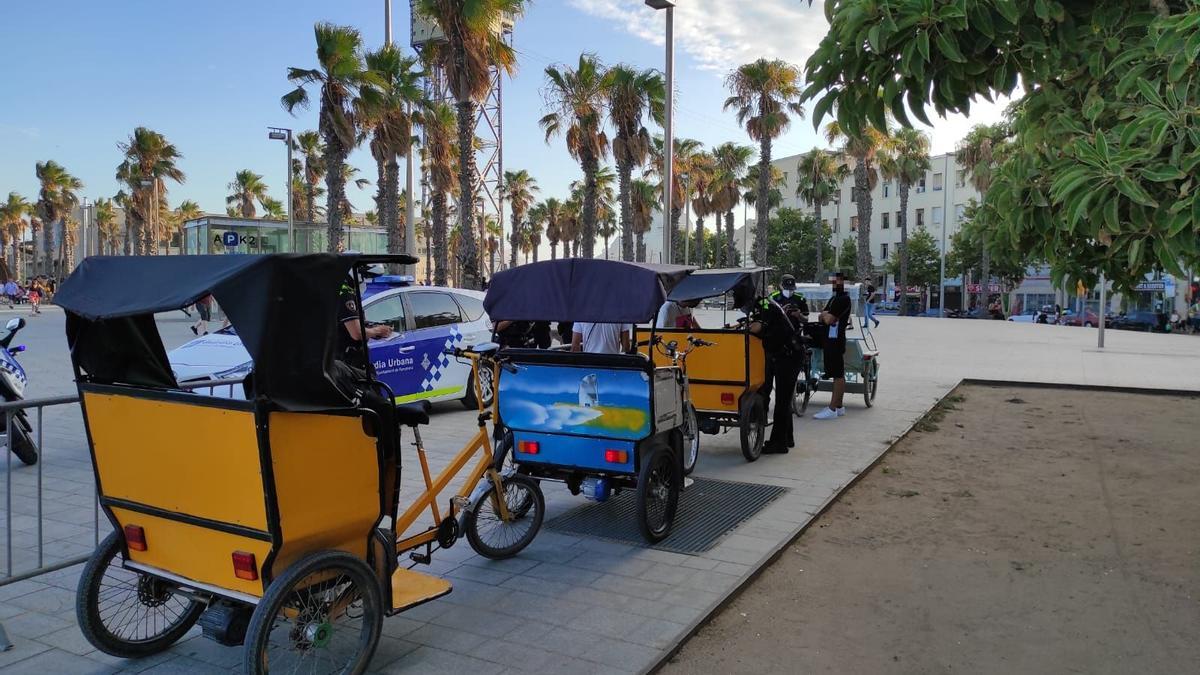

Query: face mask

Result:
[833,284,844,293]
[782,289,793,298]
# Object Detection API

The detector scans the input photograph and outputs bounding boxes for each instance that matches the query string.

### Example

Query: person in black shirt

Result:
[813,272,852,420]
[336,278,393,369]
[754,274,808,454]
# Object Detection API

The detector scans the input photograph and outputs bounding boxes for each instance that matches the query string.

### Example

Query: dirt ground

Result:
[663,384,1200,675]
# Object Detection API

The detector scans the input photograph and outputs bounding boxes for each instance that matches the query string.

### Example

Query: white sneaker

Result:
[836,407,845,417]
[812,407,839,420]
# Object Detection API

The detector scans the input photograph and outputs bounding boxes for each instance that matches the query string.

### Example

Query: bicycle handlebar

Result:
[443,347,518,373]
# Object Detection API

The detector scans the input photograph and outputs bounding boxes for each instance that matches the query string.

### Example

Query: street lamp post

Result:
[938,153,950,316]
[646,0,675,264]
[268,128,294,251]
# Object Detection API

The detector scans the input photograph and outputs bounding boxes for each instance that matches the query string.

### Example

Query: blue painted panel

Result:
[499,363,652,441]
[512,431,636,474]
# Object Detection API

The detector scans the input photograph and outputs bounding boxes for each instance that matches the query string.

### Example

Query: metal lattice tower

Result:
[411,2,510,273]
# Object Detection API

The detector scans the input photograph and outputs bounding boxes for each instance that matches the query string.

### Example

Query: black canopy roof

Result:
[667,267,772,308]
[55,254,416,410]
[484,258,694,323]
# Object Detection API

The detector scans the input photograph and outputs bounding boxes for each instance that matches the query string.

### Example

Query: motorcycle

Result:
[0,317,38,465]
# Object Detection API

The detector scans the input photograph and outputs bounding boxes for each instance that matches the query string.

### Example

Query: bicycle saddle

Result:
[394,400,431,426]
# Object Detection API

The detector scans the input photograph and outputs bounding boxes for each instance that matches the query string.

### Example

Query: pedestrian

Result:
[813,272,852,420]
[655,298,701,329]
[191,294,214,335]
[864,283,880,328]
[571,322,632,354]
[28,282,41,315]
[3,279,17,309]
[755,274,808,453]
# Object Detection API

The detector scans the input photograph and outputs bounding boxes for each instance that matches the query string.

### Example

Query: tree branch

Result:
[1149,0,1169,17]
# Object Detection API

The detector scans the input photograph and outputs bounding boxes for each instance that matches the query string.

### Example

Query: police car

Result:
[167,276,495,408]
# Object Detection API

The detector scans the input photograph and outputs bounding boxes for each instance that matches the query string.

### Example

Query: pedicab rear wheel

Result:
[637,444,681,543]
[792,380,812,417]
[681,403,700,476]
[864,362,878,408]
[244,551,382,675]
[464,473,545,560]
[76,532,205,658]
[739,396,766,462]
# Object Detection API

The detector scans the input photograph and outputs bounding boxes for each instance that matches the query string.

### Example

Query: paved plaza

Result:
[2,308,1198,674]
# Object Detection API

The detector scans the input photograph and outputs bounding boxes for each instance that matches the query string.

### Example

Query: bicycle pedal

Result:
[451,495,471,512]
[409,551,431,565]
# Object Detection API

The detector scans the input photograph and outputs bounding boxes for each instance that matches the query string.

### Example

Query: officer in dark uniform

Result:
[756,274,808,454]
[337,278,393,369]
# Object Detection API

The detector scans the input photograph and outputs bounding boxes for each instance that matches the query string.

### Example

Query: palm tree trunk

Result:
[670,204,684,263]
[424,227,433,285]
[305,179,316,226]
[603,233,610,260]
[898,182,910,316]
[853,161,873,283]
[694,216,704,270]
[814,202,824,278]
[455,99,480,288]
[581,152,598,259]
[385,158,404,264]
[618,158,634,262]
[44,214,55,269]
[979,246,991,316]
[550,241,557,260]
[533,242,539,263]
[509,213,520,268]
[432,192,448,287]
[754,137,771,265]
[637,232,646,262]
[324,125,349,252]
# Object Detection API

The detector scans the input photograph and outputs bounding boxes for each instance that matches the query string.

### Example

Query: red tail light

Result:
[721,393,735,405]
[518,440,540,455]
[124,524,147,551]
[232,551,258,581]
[604,449,628,463]
[863,354,872,360]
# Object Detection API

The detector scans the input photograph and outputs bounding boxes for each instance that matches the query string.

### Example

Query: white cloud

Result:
[568,0,828,74]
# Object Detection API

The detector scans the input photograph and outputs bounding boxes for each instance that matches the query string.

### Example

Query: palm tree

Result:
[416,0,528,288]
[826,120,890,281]
[173,199,202,254]
[957,123,1009,312]
[707,143,755,268]
[35,160,83,275]
[541,54,609,259]
[795,148,850,278]
[527,205,546,263]
[630,177,659,263]
[282,23,377,252]
[724,58,804,264]
[559,197,583,258]
[503,170,539,267]
[0,193,32,278]
[483,215,502,275]
[113,191,134,255]
[880,129,931,315]
[686,151,718,268]
[360,45,425,261]
[226,170,269,218]
[543,198,564,260]
[262,197,287,221]
[115,127,184,256]
[650,136,703,263]
[295,130,325,224]
[93,198,118,256]
[424,102,457,286]
[61,217,79,272]
[606,64,664,262]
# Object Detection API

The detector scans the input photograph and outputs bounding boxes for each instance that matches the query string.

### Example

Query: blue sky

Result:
[1,0,1005,227]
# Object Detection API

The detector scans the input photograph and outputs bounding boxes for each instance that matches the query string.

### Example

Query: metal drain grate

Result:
[546,478,788,554]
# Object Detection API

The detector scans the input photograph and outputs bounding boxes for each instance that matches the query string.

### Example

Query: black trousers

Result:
[763,352,801,447]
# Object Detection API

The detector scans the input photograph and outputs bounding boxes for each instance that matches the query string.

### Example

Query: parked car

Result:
[168,284,494,407]
[1008,308,1041,323]
[1059,309,1101,327]
[1109,311,1165,332]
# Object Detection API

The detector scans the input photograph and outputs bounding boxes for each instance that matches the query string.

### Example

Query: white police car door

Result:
[401,291,472,402]
[363,291,420,400]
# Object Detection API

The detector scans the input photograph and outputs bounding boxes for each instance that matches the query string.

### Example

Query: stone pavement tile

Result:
[435,576,513,610]
[570,537,639,556]
[375,645,505,675]
[171,634,243,670]
[489,589,590,625]
[403,621,491,654]
[7,585,75,614]
[620,599,699,626]
[460,554,539,575]
[3,610,72,640]
[627,547,714,568]
[522,561,603,586]
[518,542,585,565]
[466,637,564,672]
[498,574,574,599]
[719,532,783,554]
[0,648,115,675]
[135,655,234,674]
[30,623,95,655]
[588,573,671,601]
[0,635,52,669]
[621,616,688,649]
[701,545,768,566]
[391,596,451,623]
[366,635,421,671]
[712,561,753,577]
[658,586,723,611]
[566,552,655,579]
[577,633,662,672]
[635,561,696,586]
[0,580,48,603]
[678,568,741,593]
[443,561,514,586]
[379,614,424,640]
[428,605,518,639]
[566,606,649,641]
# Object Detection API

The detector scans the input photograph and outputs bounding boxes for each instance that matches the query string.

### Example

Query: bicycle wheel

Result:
[792,380,812,417]
[637,444,680,543]
[76,532,205,658]
[681,403,700,476]
[464,474,545,560]
[244,551,382,675]
[739,395,766,462]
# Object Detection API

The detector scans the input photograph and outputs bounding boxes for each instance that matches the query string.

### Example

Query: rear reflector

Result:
[604,449,628,463]
[721,393,735,405]
[124,524,147,551]
[518,440,540,455]
[232,551,258,581]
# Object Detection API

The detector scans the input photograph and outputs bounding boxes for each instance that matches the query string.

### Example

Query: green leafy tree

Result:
[825,121,889,282]
[837,237,857,274]
[35,160,83,274]
[795,147,849,278]
[0,193,31,277]
[606,64,664,262]
[956,123,1010,311]
[115,127,184,256]
[948,201,1032,297]
[766,208,835,282]
[710,142,755,268]
[630,177,658,262]
[802,0,1200,293]
[880,128,932,314]
[226,170,269,219]
[295,130,325,224]
[650,136,704,263]
[503,169,539,267]
[887,226,940,294]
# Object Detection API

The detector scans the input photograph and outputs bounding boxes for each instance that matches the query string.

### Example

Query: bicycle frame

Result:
[392,353,510,554]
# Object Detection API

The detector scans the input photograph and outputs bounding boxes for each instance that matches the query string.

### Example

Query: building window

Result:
[850,216,859,232]
[783,171,789,184]
[881,212,890,229]
[851,188,857,203]
[896,211,902,229]
[932,206,943,225]
[916,176,927,193]
[882,182,890,198]
[956,169,967,188]
[916,208,925,228]
[955,203,966,222]
[881,243,888,260]
[833,217,839,232]
[933,173,944,191]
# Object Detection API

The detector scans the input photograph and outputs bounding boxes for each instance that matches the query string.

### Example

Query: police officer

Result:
[337,277,393,369]
[756,274,808,454]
